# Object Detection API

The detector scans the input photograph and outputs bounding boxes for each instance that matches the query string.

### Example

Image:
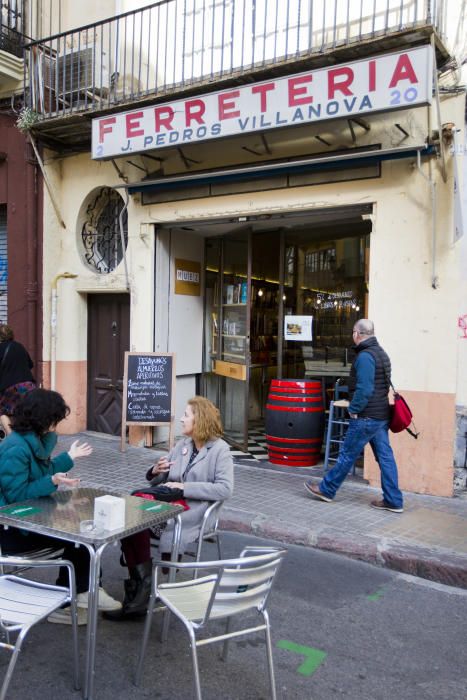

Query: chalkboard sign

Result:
[121,352,175,451]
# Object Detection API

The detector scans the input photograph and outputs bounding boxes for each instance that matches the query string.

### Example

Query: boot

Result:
[103,560,152,621]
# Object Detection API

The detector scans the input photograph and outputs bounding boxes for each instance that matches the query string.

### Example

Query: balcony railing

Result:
[24,0,447,120]
[1,0,25,58]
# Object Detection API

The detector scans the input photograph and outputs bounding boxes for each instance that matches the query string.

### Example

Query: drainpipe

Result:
[416,151,438,289]
[51,273,77,390]
[119,189,130,291]
[431,34,447,184]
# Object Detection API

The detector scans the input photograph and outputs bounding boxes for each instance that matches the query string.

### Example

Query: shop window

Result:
[79,187,128,274]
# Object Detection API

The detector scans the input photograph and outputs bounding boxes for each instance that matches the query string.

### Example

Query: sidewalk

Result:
[62,432,467,590]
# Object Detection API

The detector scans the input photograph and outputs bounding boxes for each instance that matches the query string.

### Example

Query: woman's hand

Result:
[68,440,93,460]
[152,456,173,476]
[52,472,80,487]
[164,481,184,490]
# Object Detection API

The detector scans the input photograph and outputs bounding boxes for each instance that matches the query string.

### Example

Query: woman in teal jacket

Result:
[0,388,120,624]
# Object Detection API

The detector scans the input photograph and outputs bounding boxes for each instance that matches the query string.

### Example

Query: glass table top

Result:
[0,487,184,545]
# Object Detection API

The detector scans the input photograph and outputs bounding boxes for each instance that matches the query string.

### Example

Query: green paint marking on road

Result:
[367,588,385,601]
[276,640,327,676]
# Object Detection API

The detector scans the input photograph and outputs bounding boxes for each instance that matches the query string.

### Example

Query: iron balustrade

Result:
[1,0,25,57]
[23,0,447,119]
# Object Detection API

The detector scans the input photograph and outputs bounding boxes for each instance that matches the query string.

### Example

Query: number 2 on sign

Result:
[390,87,418,105]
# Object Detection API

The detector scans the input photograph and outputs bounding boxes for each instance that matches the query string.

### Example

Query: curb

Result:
[220,507,467,590]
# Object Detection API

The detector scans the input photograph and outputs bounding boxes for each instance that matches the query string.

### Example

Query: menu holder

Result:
[121,352,175,452]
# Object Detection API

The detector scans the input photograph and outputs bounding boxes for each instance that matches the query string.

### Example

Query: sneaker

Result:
[77,587,122,611]
[47,606,87,626]
[370,499,404,513]
[304,481,333,503]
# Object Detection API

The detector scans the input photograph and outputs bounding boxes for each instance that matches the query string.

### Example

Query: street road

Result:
[3,531,467,699]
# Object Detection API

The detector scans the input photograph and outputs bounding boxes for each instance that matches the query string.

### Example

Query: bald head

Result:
[352,318,374,344]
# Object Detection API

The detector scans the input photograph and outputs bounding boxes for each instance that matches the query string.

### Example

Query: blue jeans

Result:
[320,417,403,508]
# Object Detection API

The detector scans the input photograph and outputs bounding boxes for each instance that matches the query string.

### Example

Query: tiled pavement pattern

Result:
[225,426,269,461]
[58,431,467,589]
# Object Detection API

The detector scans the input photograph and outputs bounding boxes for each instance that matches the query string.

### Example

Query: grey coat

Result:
[155,437,234,553]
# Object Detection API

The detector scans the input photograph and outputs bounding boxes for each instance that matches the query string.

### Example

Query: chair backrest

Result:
[205,548,286,624]
[157,547,286,629]
[0,546,64,575]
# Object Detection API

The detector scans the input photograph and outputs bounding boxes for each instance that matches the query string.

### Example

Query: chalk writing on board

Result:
[125,354,173,423]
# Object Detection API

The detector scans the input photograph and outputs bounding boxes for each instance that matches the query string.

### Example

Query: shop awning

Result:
[126,145,435,194]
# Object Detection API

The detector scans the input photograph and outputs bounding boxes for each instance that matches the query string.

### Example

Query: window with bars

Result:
[80,188,128,274]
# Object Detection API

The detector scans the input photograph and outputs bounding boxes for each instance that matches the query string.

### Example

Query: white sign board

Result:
[92,45,432,159]
[285,316,313,342]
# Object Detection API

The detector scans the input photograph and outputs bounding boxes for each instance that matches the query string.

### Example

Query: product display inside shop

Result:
[201,210,371,451]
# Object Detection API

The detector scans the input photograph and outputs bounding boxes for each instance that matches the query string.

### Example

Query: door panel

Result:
[87,294,130,434]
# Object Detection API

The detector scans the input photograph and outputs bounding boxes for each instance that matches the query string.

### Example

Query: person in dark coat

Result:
[304,319,404,513]
[104,395,234,621]
[0,388,121,623]
[0,324,36,436]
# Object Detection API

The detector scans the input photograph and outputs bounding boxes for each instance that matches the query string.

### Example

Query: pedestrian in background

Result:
[0,324,36,436]
[304,318,403,513]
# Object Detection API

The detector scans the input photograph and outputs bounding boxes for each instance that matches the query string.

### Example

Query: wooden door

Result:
[87,293,130,434]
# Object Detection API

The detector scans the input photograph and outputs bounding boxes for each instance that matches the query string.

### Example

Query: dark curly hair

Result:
[10,389,70,435]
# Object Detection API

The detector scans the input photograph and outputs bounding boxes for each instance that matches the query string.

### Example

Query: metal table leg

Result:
[83,543,106,700]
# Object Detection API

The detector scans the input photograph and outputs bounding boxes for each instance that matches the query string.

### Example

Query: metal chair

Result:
[0,555,80,700]
[135,546,286,700]
[187,500,223,572]
[0,545,65,576]
[151,500,224,569]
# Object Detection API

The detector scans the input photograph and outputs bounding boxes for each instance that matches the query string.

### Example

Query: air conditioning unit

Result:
[44,44,109,104]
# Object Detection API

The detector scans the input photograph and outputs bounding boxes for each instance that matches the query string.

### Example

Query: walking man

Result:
[304,319,403,513]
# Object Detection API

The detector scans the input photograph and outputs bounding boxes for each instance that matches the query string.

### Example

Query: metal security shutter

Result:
[0,206,7,323]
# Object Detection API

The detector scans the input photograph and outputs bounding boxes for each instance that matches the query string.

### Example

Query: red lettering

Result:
[154,106,175,132]
[252,83,275,112]
[99,117,116,144]
[126,111,144,138]
[368,60,376,92]
[218,90,240,120]
[288,75,313,107]
[328,67,354,99]
[388,54,418,88]
[185,99,206,127]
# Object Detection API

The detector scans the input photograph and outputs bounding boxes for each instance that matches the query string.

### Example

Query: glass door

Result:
[202,232,251,452]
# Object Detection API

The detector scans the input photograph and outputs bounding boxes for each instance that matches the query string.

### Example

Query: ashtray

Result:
[79,520,104,535]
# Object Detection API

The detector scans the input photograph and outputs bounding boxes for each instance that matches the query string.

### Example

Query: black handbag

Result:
[131,484,185,501]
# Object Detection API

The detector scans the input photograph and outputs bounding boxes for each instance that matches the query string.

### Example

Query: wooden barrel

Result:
[265,379,324,466]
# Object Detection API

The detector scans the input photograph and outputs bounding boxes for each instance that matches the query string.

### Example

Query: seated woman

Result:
[0,388,121,624]
[104,396,234,621]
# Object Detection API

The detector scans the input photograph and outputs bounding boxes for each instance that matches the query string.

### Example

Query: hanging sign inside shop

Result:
[92,45,432,160]
[285,316,313,342]
[121,352,175,452]
[174,258,201,295]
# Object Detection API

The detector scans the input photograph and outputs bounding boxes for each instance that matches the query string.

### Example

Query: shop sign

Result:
[175,258,201,296]
[285,315,313,342]
[92,45,432,160]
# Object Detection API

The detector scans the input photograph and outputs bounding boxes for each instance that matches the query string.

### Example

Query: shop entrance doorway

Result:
[173,205,372,453]
[87,293,130,435]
